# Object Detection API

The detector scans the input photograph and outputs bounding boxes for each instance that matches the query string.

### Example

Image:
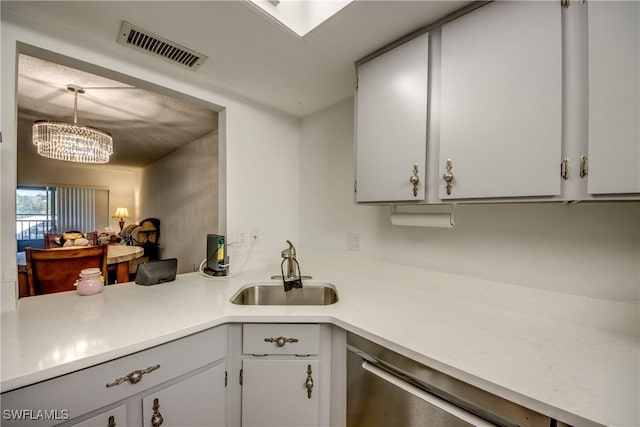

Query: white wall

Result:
[1,10,300,310]
[17,158,140,232]
[300,98,640,304]
[139,131,218,274]
[5,4,636,313]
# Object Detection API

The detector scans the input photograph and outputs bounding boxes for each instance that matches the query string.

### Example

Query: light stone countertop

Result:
[1,267,638,427]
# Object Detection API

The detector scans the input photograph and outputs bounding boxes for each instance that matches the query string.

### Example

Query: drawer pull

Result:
[306,364,314,399]
[108,415,116,427]
[443,159,454,195]
[264,336,299,347]
[105,364,160,387]
[580,155,589,178]
[151,398,164,427]
[409,164,420,197]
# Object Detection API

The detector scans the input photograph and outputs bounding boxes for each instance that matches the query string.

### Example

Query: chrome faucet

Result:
[281,240,298,279]
[281,240,302,291]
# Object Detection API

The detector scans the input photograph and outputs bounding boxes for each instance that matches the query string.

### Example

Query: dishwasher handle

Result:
[362,360,495,427]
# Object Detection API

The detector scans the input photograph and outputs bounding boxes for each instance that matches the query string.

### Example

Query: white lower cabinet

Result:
[1,323,344,427]
[71,405,127,427]
[241,359,320,427]
[239,324,333,427]
[66,364,226,427]
[1,326,228,427]
[141,363,226,427]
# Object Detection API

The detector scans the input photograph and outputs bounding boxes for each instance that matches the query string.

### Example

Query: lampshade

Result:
[32,85,113,164]
[112,207,130,219]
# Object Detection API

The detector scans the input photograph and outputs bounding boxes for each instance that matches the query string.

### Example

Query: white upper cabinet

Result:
[439,1,562,199]
[586,1,640,195]
[355,33,429,203]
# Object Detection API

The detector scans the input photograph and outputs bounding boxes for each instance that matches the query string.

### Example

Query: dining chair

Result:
[25,246,107,296]
[44,231,98,248]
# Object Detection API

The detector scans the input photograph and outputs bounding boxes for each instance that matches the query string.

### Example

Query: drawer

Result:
[1,326,227,427]
[243,324,320,355]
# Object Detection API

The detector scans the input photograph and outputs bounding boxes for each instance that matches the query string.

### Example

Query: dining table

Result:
[104,244,145,284]
[16,244,144,297]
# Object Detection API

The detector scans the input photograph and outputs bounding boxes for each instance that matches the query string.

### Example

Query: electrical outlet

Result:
[347,233,361,251]
[238,230,248,247]
[250,229,259,245]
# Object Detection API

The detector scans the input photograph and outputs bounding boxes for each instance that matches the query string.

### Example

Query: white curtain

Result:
[54,187,97,232]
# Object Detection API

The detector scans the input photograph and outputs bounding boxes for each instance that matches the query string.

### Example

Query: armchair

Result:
[120,218,161,279]
[135,218,160,261]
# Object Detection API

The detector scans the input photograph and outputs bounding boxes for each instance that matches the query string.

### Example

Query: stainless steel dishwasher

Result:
[347,333,564,427]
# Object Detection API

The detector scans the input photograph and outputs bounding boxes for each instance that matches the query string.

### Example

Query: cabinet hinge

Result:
[354,180,357,193]
[239,369,243,386]
[225,370,228,387]
[561,158,569,180]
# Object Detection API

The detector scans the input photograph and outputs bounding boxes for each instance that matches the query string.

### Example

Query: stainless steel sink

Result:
[230,282,338,306]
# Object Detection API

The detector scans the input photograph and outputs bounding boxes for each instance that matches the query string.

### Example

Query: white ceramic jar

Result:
[75,268,104,296]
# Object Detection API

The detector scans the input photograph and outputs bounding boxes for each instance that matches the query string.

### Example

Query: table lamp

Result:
[112,207,130,233]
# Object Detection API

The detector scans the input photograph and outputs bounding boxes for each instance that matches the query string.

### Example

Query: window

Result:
[16,186,109,250]
[16,186,54,241]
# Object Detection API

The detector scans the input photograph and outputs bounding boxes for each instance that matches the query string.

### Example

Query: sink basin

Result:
[230,282,338,306]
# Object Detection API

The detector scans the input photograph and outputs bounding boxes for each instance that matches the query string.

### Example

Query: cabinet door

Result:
[439,1,562,199]
[71,405,127,427]
[142,363,226,427]
[242,359,320,427]
[355,33,429,203]
[587,1,640,194]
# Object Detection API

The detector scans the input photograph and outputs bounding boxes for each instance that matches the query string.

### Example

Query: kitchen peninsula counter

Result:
[1,267,637,427]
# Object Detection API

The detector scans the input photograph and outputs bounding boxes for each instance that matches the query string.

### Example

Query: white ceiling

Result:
[17,55,219,168]
[5,0,473,166]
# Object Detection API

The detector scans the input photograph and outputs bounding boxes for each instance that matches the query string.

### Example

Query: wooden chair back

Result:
[25,246,107,296]
[44,231,98,249]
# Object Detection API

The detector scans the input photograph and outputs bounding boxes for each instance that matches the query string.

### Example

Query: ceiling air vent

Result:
[117,21,208,71]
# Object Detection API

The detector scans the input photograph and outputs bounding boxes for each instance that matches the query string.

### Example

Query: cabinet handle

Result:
[151,398,164,427]
[580,155,588,178]
[305,365,314,399]
[409,164,420,197]
[442,159,454,195]
[264,336,299,347]
[108,415,116,427]
[105,364,160,387]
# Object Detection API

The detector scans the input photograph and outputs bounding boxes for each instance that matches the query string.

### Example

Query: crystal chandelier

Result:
[32,85,113,163]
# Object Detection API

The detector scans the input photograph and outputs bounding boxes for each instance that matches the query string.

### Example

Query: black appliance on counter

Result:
[205,234,228,276]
